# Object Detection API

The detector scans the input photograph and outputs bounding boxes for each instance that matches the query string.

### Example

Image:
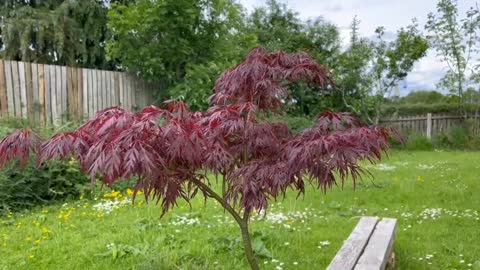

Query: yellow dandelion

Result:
[25,237,32,242]
[28,254,34,260]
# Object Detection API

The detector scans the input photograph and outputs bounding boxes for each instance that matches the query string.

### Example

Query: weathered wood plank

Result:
[354,218,397,270]
[102,70,107,109]
[60,66,67,123]
[32,63,40,124]
[125,73,131,110]
[4,61,15,117]
[0,61,7,117]
[107,71,113,106]
[38,64,46,124]
[44,65,52,125]
[11,61,22,117]
[111,71,116,106]
[117,73,123,107]
[82,69,89,118]
[25,62,34,123]
[327,217,379,270]
[103,70,108,107]
[76,68,83,120]
[114,72,120,106]
[90,69,96,114]
[67,67,74,120]
[52,65,61,125]
[18,61,28,118]
[97,70,102,109]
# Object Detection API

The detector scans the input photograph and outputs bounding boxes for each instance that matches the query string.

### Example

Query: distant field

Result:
[1,151,479,270]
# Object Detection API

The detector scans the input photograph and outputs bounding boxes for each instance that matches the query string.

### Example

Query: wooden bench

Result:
[327,217,397,270]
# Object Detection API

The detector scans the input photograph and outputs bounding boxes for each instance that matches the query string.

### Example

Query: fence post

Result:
[426,113,432,139]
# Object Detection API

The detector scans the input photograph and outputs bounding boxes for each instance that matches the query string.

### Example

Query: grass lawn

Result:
[1,151,479,270]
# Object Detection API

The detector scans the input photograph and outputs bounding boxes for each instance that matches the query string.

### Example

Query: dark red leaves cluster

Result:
[211,47,334,112]
[0,48,396,216]
[0,129,42,168]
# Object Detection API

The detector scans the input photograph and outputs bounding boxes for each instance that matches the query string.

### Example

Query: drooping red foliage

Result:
[0,128,42,168]
[0,48,396,217]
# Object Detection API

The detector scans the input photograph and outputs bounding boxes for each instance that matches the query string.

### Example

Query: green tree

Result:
[248,0,342,116]
[334,16,375,120]
[370,21,429,121]
[398,90,446,104]
[426,0,480,102]
[107,0,255,110]
[0,0,115,69]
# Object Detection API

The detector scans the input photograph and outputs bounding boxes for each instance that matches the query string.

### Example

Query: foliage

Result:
[333,17,375,120]
[0,0,117,69]
[0,48,396,269]
[0,159,88,213]
[248,0,342,116]
[380,102,480,116]
[367,21,429,121]
[425,0,480,102]
[403,134,434,151]
[392,90,447,104]
[107,0,255,110]
[331,18,428,123]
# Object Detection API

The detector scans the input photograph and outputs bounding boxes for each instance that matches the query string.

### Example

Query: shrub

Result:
[404,134,433,151]
[380,103,480,117]
[0,159,88,213]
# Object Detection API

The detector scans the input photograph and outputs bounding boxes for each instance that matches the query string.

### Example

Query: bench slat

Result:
[354,218,397,270]
[327,217,379,270]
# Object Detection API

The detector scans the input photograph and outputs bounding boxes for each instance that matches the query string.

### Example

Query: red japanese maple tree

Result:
[0,48,395,270]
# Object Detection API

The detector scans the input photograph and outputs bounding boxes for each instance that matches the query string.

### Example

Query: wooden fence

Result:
[0,59,157,125]
[379,113,479,138]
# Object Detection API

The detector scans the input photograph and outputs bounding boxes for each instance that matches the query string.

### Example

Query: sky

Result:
[239,0,476,96]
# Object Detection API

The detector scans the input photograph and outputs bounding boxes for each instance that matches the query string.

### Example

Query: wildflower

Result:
[319,241,331,246]
[416,176,424,183]
[41,227,52,234]
[103,190,121,199]
[28,255,34,260]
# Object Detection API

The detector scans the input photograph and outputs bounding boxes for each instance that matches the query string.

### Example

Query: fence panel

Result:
[0,59,158,125]
[380,114,479,138]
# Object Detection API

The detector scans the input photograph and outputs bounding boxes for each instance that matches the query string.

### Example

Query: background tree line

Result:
[1,0,479,122]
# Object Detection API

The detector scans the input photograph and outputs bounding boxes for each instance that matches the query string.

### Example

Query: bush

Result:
[0,159,89,213]
[403,134,433,151]
[380,103,480,117]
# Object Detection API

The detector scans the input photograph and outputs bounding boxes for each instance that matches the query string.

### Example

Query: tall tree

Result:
[107,0,255,110]
[334,16,375,120]
[248,0,342,116]
[369,20,429,122]
[0,0,114,69]
[426,0,480,103]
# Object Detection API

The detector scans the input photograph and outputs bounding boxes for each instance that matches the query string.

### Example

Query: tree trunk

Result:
[239,220,260,270]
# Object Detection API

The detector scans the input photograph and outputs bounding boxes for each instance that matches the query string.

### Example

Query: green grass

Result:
[1,151,480,270]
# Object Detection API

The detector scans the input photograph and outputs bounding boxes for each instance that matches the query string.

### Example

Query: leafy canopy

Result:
[0,0,120,68]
